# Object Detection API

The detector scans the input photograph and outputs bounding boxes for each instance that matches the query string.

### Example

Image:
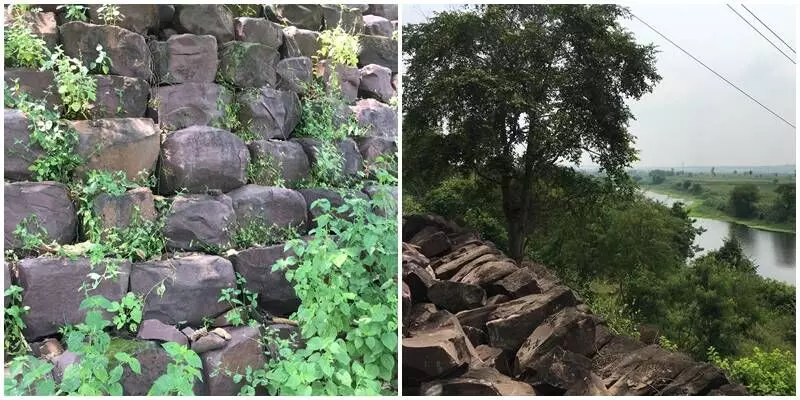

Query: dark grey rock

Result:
[4,182,76,250]
[366,5,398,20]
[92,187,157,232]
[358,35,397,73]
[226,185,307,230]
[201,325,265,395]
[355,136,397,165]
[267,4,323,30]
[359,64,394,103]
[281,26,320,58]
[87,5,159,35]
[4,109,44,182]
[3,69,59,109]
[218,41,279,88]
[59,21,153,80]
[90,75,150,119]
[237,87,299,140]
[191,332,226,353]
[149,83,231,130]
[137,319,189,346]
[158,125,249,195]
[149,34,218,84]
[173,5,234,44]
[247,140,310,185]
[18,257,130,340]
[130,255,236,326]
[275,57,313,93]
[363,15,393,37]
[322,5,363,33]
[164,194,236,251]
[350,98,397,138]
[228,245,299,317]
[234,17,283,48]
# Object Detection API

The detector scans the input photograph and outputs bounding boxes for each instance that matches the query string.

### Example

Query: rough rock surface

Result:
[201,325,266,395]
[363,15,393,37]
[173,5,234,44]
[228,245,300,317]
[281,26,320,58]
[358,35,398,73]
[92,187,157,232]
[322,5,363,33]
[248,140,310,185]
[4,69,59,109]
[402,215,748,396]
[60,21,153,80]
[130,255,236,326]
[276,57,313,93]
[358,64,394,103]
[149,34,219,84]
[234,17,283,48]
[158,125,249,195]
[149,82,231,130]
[237,87,300,140]
[87,5,159,35]
[350,98,397,138]
[164,194,236,251]
[267,4,323,30]
[355,136,397,165]
[17,257,130,340]
[73,118,160,180]
[137,319,189,346]
[90,75,150,119]
[226,185,307,230]
[4,182,77,250]
[4,109,44,182]
[218,41,279,88]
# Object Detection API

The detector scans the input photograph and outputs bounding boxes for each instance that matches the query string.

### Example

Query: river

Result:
[644,191,796,285]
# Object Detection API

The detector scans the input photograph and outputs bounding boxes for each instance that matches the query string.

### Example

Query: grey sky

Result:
[401,3,796,168]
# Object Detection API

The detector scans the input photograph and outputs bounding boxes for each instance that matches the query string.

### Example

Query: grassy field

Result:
[640,173,796,233]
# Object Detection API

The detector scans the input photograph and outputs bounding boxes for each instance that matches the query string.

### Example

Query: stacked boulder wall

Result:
[401,214,748,396]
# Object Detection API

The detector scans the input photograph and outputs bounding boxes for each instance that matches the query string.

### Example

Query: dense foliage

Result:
[404,4,661,260]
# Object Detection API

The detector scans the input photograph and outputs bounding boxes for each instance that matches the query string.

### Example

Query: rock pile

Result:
[4,3,397,395]
[401,214,748,396]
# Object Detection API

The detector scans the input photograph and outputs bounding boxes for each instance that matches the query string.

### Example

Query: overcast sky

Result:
[401,3,796,168]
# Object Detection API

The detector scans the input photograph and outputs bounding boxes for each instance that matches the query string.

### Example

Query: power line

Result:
[726,4,795,64]
[631,13,796,129]
[740,4,796,54]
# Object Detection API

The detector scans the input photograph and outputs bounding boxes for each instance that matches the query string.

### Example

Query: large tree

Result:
[404,4,661,260]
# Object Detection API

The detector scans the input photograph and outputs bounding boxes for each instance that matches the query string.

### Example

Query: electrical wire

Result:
[631,13,796,129]
[740,4,795,54]
[726,4,795,64]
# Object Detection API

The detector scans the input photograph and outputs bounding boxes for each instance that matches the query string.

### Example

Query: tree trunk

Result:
[507,217,526,262]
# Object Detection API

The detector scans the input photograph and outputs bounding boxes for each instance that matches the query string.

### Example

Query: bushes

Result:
[4,6,50,69]
[708,347,796,396]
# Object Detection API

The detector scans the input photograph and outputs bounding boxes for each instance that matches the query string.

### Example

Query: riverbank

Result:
[643,186,796,234]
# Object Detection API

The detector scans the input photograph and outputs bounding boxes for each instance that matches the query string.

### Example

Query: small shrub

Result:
[247,153,285,187]
[89,44,112,75]
[4,6,50,69]
[217,273,259,327]
[96,4,124,26]
[708,346,796,396]
[59,5,88,22]
[107,292,144,333]
[317,26,360,67]
[231,220,300,249]
[4,355,57,395]
[4,285,32,358]
[41,47,97,119]
[148,342,204,395]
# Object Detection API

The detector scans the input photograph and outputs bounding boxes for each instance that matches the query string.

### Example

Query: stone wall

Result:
[4,4,398,395]
[401,215,749,396]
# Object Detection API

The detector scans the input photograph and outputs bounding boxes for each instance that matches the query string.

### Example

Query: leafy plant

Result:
[58,295,142,395]
[41,46,97,119]
[4,6,50,69]
[5,83,84,182]
[4,355,57,395]
[4,285,32,358]
[89,44,112,75]
[317,25,361,67]
[148,342,204,395]
[59,5,88,22]
[240,181,397,395]
[217,273,259,327]
[107,292,144,333]
[708,346,796,396]
[11,214,51,257]
[311,141,346,187]
[96,4,124,26]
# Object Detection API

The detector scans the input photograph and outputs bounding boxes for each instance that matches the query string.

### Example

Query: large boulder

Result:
[130,255,236,326]
[158,125,249,195]
[136,319,189,346]
[172,5,234,44]
[233,17,283,48]
[226,185,307,230]
[320,61,360,104]
[358,64,394,103]
[420,367,537,396]
[201,325,266,395]
[294,138,363,177]
[602,345,697,396]
[362,15,393,37]
[72,118,160,180]
[247,140,310,185]
[355,136,396,165]
[350,98,397,138]
[149,34,218,84]
[59,21,153,80]
[228,245,300,317]
[321,5,363,33]
[149,83,231,130]
[218,41,279,88]
[404,310,480,382]
[266,4,323,30]
[358,35,398,73]
[164,194,236,251]
[4,109,44,182]
[237,88,300,140]
[4,182,77,250]
[111,338,205,395]
[275,57,312,93]
[281,26,320,58]
[17,257,130,340]
[87,5,159,35]
[89,75,150,119]
[92,187,157,232]
[427,280,487,313]
[4,69,59,109]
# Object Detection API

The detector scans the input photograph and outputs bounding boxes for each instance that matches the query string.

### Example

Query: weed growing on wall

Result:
[217,273,259,327]
[147,342,205,395]
[4,285,32,358]
[4,355,57,395]
[107,292,144,333]
[708,346,796,396]
[89,44,112,75]
[317,25,361,67]
[59,5,88,22]
[96,4,124,26]
[42,47,97,119]
[231,220,300,249]
[5,82,84,183]
[247,153,285,187]
[4,6,50,69]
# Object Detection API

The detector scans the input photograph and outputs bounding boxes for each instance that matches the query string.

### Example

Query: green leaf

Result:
[335,369,352,387]
[109,365,123,383]
[380,331,397,351]
[332,252,348,267]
